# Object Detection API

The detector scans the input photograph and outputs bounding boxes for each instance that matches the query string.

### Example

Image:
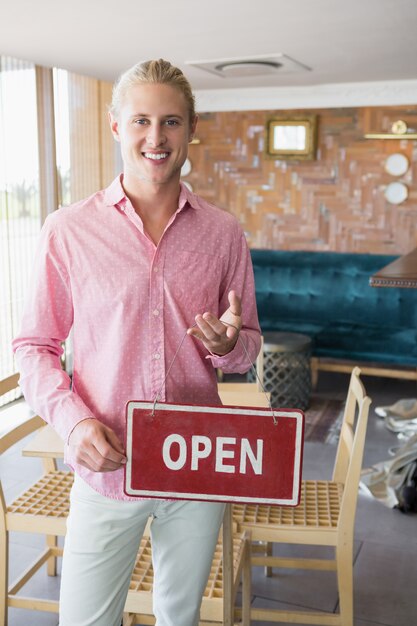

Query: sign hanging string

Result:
[152,324,278,425]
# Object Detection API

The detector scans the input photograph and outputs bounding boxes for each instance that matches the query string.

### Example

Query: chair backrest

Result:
[0,372,19,396]
[0,375,46,537]
[0,374,45,455]
[332,367,371,529]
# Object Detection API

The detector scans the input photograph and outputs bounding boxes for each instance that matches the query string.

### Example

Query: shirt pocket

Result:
[164,250,222,317]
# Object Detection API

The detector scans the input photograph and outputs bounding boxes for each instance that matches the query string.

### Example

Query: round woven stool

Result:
[260,332,312,410]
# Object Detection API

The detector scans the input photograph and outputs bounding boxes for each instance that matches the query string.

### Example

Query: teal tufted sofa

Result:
[250,250,417,382]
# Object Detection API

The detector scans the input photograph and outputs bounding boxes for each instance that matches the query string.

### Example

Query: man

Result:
[13,58,261,626]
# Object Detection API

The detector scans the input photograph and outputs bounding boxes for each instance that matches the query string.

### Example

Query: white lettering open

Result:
[161,434,264,475]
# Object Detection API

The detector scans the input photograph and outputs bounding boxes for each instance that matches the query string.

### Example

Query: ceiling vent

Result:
[186,53,311,78]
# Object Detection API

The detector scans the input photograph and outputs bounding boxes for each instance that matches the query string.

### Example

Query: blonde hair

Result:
[110,58,196,122]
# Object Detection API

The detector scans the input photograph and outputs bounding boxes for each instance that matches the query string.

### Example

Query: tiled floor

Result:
[3,372,417,626]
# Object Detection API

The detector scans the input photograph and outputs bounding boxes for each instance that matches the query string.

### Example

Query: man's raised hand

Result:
[187,290,242,356]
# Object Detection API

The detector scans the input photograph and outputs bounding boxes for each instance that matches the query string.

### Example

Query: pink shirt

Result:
[13,175,261,499]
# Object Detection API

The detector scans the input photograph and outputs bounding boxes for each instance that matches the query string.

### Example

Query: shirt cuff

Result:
[65,415,97,445]
[206,338,251,373]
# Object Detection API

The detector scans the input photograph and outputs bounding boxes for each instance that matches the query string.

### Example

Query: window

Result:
[1,56,117,403]
[0,56,41,401]
[53,68,119,205]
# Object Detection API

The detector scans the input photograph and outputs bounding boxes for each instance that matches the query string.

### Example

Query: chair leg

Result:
[264,541,273,577]
[46,535,58,576]
[44,459,59,577]
[0,529,8,626]
[241,534,252,626]
[222,504,234,626]
[336,540,354,626]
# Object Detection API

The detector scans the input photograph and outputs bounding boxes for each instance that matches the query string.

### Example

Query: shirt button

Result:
[154,353,161,360]
[153,267,159,272]
[153,309,160,316]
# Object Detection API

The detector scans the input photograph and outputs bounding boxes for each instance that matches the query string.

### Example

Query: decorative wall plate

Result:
[385,153,409,177]
[384,181,408,204]
[181,158,192,177]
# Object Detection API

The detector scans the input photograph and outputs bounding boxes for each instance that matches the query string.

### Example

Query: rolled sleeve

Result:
[208,228,261,373]
[208,328,260,374]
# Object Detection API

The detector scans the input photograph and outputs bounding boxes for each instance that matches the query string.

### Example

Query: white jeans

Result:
[59,475,225,626]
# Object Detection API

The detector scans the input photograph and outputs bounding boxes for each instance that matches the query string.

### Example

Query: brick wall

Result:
[186,105,417,253]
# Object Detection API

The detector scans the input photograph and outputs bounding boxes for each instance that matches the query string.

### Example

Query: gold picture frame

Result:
[266,115,318,160]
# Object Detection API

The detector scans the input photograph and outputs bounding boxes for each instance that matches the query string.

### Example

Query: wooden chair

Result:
[0,373,73,625]
[1,375,251,625]
[123,504,251,626]
[233,366,372,626]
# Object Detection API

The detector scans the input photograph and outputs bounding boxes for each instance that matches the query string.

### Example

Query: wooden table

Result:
[369,247,417,288]
[21,387,272,461]
[22,424,64,470]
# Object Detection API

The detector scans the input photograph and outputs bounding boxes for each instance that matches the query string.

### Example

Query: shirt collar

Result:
[103,174,199,212]
[178,181,199,211]
[103,174,127,206]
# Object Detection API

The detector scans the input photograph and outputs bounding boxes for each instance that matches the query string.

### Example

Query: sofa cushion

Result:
[250,249,417,367]
[314,323,417,365]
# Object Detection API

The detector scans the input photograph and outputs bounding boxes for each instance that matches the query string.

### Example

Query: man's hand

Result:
[187,290,242,356]
[68,418,127,472]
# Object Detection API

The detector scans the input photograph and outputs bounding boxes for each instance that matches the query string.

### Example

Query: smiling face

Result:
[109,83,197,190]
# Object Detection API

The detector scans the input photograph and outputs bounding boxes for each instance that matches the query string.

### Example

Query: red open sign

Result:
[124,402,304,506]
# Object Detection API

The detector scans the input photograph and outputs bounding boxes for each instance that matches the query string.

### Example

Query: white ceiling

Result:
[1,0,417,104]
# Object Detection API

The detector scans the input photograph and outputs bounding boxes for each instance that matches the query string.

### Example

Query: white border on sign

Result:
[125,402,304,505]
